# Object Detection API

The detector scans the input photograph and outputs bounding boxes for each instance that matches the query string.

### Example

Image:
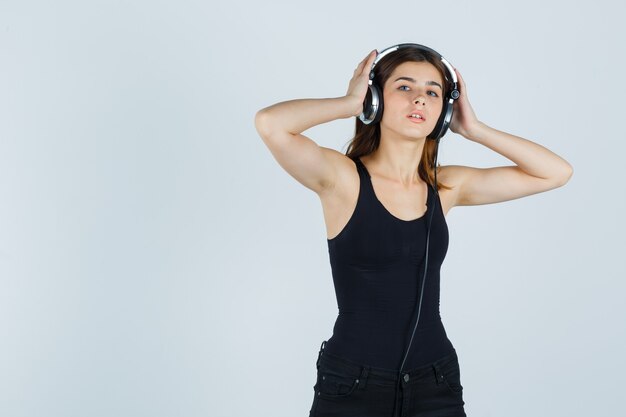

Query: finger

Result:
[355,50,376,74]
[367,49,377,66]
[455,68,465,86]
[357,50,374,68]
[451,68,464,95]
[354,58,367,74]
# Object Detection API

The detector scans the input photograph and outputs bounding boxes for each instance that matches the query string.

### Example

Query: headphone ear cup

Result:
[361,84,383,124]
[370,83,384,124]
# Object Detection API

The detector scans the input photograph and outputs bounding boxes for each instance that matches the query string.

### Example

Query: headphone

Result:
[357,44,460,417]
[358,43,460,141]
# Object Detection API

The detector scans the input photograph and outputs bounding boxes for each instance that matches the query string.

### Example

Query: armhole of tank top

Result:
[428,182,436,209]
[430,182,446,220]
[351,156,364,207]
[351,157,365,182]
[327,157,363,243]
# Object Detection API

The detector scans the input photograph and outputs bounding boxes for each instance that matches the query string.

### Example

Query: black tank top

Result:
[323,156,455,371]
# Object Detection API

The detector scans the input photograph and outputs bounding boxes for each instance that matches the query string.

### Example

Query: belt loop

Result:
[432,363,444,385]
[357,365,370,390]
[316,340,327,369]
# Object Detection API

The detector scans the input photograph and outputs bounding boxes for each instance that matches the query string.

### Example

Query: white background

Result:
[1,0,624,416]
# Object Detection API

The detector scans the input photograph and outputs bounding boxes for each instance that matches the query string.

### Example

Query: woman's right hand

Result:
[345,49,378,117]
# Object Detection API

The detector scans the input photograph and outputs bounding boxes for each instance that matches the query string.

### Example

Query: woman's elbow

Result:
[556,162,574,186]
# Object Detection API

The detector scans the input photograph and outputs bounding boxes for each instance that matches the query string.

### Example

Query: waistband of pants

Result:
[315,340,458,385]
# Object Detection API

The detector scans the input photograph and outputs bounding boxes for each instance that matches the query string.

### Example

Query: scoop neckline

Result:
[356,157,430,223]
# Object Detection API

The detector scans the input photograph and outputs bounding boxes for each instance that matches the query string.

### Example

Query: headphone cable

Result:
[391,137,441,417]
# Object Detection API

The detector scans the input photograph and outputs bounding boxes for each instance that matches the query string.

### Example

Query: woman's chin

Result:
[380,121,432,141]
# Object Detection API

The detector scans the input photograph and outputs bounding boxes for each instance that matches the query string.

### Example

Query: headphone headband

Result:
[368,43,458,86]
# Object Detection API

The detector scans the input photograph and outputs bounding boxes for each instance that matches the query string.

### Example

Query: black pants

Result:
[309,340,467,417]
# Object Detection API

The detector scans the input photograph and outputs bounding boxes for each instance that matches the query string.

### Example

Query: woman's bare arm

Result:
[254,50,377,194]
[441,67,573,209]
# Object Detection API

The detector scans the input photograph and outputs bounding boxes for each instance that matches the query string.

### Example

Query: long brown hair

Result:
[344,47,452,190]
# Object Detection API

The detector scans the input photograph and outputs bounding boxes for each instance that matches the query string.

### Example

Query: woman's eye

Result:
[398,85,438,97]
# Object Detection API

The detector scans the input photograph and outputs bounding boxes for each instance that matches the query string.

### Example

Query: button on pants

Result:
[309,340,467,417]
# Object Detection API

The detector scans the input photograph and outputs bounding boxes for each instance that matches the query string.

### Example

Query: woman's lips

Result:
[406,115,426,124]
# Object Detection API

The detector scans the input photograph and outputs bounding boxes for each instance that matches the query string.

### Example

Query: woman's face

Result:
[380,61,444,140]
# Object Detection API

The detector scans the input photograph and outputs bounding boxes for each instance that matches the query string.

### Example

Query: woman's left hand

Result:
[448,67,481,140]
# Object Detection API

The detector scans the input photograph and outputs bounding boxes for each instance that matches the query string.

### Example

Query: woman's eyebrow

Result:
[393,76,442,90]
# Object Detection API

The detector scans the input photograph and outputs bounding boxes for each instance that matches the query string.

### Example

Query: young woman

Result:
[254,45,572,417]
